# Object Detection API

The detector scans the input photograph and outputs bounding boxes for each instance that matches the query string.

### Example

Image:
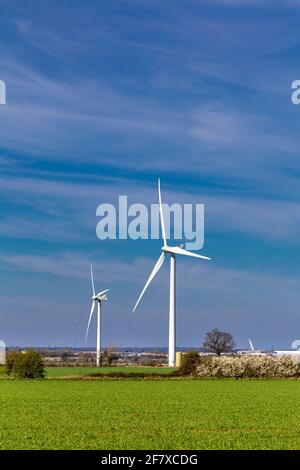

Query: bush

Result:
[6,348,45,379]
[6,351,20,376]
[196,355,300,378]
[180,351,200,376]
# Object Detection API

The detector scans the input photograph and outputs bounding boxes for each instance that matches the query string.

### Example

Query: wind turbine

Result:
[133,179,211,367]
[248,338,255,352]
[85,264,109,367]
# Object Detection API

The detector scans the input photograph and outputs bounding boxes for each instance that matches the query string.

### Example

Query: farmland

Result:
[0,378,300,449]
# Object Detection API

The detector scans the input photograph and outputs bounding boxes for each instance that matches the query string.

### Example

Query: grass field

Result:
[1,379,300,449]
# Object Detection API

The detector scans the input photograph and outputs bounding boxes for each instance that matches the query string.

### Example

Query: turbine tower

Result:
[133,179,211,367]
[85,264,109,367]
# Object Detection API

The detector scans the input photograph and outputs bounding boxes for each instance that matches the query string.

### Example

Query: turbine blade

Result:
[91,264,95,296]
[167,246,211,260]
[97,289,109,296]
[85,300,96,343]
[158,178,167,247]
[248,338,254,352]
[133,252,166,313]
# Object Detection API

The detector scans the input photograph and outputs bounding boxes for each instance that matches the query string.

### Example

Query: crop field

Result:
[1,379,300,449]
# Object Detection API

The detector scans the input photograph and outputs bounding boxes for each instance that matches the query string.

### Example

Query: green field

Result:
[1,379,300,449]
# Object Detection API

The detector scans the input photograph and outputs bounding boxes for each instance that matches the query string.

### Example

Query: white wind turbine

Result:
[133,179,211,366]
[85,264,109,367]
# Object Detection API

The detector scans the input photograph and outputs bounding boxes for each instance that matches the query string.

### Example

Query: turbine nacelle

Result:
[92,294,108,302]
[161,244,185,252]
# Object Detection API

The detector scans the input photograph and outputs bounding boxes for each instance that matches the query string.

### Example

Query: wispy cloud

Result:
[0,60,188,159]
[190,108,250,145]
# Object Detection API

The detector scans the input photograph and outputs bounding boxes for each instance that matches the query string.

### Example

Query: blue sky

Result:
[1,0,300,349]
